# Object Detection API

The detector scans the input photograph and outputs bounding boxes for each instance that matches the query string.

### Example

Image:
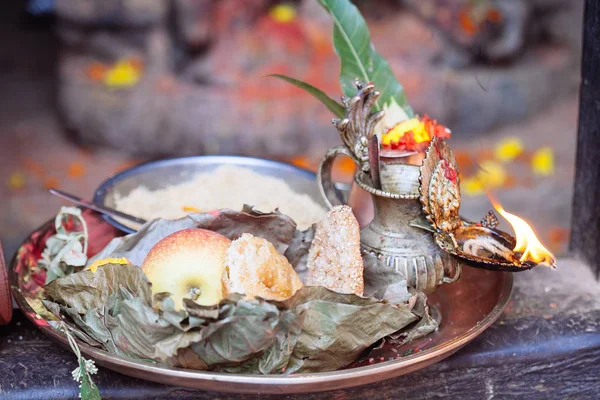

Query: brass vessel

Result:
[317,81,460,292]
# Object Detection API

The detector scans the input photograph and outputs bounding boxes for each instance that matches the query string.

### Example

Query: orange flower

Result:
[422,115,451,139]
[86,62,107,81]
[43,177,59,190]
[128,57,144,72]
[67,162,86,178]
[459,9,478,36]
[487,8,503,24]
[454,150,475,172]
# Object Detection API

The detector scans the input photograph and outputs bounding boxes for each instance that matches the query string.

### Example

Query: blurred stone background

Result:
[0,0,582,260]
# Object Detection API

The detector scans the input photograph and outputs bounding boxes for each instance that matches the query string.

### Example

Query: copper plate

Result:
[9,217,512,394]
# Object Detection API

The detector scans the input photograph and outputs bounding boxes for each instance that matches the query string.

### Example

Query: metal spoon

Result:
[49,188,147,225]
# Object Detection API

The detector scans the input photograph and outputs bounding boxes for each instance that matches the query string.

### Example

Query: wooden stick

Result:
[570,0,600,279]
[368,135,381,189]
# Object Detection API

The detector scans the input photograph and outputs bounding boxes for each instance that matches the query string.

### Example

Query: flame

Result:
[489,197,557,269]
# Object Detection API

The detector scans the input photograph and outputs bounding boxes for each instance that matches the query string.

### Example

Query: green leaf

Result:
[190,299,302,374]
[44,263,152,314]
[317,0,414,117]
[58,322,102,400]
[37,207,89,284]
[79,361,102,400]
[279,286,419,373]
[266,74,345,118]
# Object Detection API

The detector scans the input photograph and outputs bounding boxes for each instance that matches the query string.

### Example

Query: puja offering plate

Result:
[9,213,512,394]
[5,0,556,395]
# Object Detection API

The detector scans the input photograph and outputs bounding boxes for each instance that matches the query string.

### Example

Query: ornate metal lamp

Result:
[318,80,555,293]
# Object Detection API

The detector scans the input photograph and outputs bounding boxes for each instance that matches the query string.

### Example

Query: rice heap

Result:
[114,165,327,230]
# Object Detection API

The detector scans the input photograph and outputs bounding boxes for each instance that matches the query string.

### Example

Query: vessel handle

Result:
[443,261,462,284]
[317,146,357,208]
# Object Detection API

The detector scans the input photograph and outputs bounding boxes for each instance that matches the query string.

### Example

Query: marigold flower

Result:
[86,62,107,81]
[461,176,485,197]
[43,177,60,190]
[422,115,451,140]
[104,60,142,88]
[494,137,524,163]
[476,160,507,187]
[269,4,296,24]
[8,172,26,190]
[381,115,451,152]
[67,162,86,178]
[531,147,554,176]
[459,9,478,36]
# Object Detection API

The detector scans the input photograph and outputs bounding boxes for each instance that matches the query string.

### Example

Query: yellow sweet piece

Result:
[531,147,554,176]
[86,257,131,273]
[494,137,524,162]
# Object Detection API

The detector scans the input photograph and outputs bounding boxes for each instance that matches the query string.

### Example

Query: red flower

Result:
[443,160,458,183]
[31,270,47,287]
[422,115,451,140]
[397,131,416,151]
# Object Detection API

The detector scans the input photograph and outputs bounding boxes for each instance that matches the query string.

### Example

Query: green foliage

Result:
[60,322,101,400]
[317,0,414,116]
[37,207,88,284]
[267,74,345,118]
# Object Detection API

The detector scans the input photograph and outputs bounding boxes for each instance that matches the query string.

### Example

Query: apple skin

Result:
[141,228,231,310]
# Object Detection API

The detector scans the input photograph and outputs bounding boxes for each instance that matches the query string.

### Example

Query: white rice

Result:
[113,165,327,230]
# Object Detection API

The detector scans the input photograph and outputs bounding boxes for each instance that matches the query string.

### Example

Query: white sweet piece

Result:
[306,205,364,296]
[224,233,303,301]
